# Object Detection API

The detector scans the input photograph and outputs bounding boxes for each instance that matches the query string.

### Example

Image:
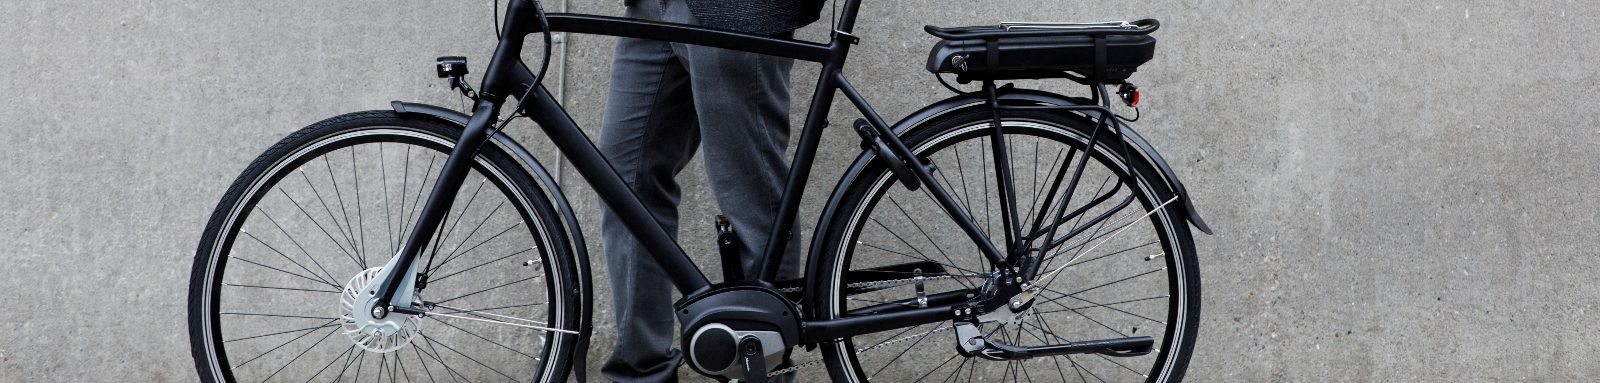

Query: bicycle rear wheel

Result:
[188,111,583,382]
[815,107,1200,382]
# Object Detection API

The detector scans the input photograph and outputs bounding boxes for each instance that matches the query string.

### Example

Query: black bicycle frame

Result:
[378,0,1010,342]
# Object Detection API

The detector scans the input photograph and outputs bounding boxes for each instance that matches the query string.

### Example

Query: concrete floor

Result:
[3,0,1600,381]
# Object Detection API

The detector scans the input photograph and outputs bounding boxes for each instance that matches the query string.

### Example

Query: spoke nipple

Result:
[523,259,540,267]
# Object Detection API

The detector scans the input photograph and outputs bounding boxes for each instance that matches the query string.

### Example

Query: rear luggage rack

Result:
[926,19,1158,40]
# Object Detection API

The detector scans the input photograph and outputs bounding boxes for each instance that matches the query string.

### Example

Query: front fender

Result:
[802,90,1210,318]
[390,101,596,381]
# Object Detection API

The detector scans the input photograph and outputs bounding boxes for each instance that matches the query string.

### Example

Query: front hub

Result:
[338,267,421,352]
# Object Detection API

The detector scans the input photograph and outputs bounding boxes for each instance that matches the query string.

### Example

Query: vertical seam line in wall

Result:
[553,0,570,186]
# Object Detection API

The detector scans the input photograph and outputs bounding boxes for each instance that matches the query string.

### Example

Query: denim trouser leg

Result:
[597,0,801,381]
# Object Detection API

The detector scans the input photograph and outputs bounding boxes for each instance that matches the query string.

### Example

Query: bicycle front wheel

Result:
[815,107,1200,382]
[188,111,583,382]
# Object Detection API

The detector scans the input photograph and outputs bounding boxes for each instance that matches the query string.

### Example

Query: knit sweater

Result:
[628,0,826,35]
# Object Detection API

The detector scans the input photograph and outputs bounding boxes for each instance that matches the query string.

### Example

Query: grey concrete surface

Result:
[3,0,1599,381]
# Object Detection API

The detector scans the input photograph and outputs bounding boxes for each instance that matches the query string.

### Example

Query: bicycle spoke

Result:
[866,323,941,378]
[392,354,406,383]
[411,345,440,383]
[323,156,361,262]
[1016,323,1074,383]
[979,140,993,240]
[238,230,337,288]
[402,155,440,243]
[934,353,969,383]
[426,178,488,273]
[301,168,360,260]
[417,334,470,383]
[223,282,340,294]
[257,210,342,286]
[232,318,340,368]
[302,344,355,383]
[1033,197,1175,290]
[433,220,521,274]
[867,219,981,289]
[278,189,363,269]
[1021,145,1064,235]
[431,274,539,305]
[231,256,340,290]
[1049,241,1158,273]
[382,142,395,257]
[396,145,413,251]
[430,246,535,283]
[1034,294,1168,316]
[427,316,539,359]
[221,312,338,321]
[428,201,505,274]
[1034,312,1102,383]
[225,322,341,343]
[1095,353,1148,378]
[350,147,369,266]
[259,324,340,382]
[1034,284,1165,324]
[349,347,368,382]
[884,196,976,287]
[418,333,521,382]
[1041,194,1133,251]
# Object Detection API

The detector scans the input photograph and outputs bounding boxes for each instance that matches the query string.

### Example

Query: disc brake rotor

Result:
[338,267,421,353]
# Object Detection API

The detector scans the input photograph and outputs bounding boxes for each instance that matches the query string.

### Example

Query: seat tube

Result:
[835,0,866,34]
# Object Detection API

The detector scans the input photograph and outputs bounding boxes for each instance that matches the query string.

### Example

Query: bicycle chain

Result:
[768,274,983,377]
[775,274,975,294]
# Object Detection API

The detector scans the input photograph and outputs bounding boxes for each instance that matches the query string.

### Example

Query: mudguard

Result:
[389,101,595,381]
[802,89,1211,318]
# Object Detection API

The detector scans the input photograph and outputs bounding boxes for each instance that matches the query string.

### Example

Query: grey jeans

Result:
[596,0,802,381]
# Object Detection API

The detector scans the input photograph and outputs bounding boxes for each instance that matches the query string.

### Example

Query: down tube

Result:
[520,85,712,294]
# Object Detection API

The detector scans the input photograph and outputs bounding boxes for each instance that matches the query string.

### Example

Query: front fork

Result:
[360,99,505,319]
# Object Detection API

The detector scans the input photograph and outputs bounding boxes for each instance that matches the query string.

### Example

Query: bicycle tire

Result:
[187,111,583,382]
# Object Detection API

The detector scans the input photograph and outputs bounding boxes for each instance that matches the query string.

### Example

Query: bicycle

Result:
[188,0,1212,381]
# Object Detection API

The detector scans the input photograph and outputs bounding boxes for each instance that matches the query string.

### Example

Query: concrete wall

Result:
[3,0,1598,380]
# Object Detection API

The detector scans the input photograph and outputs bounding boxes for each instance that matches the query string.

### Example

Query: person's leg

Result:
[663,0,804,286]
[664,1,802,380]
[597,1,701,382]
